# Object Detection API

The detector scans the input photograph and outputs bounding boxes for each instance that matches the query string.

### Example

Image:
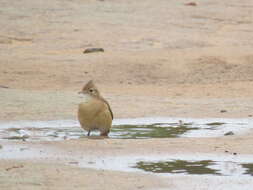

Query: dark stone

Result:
[0,85,9,89]
[224,131,234,136]
[184,2,197,6]
[83,48,104,54]
[220,109,227,113]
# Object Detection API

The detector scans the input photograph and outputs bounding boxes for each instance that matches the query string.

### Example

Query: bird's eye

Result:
[89,89,94,93]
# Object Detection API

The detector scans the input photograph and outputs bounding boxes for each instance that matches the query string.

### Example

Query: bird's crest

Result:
[82,80,96,91]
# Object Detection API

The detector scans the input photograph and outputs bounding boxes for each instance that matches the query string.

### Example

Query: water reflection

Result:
[134,160,220,175]
[134,160,253,176]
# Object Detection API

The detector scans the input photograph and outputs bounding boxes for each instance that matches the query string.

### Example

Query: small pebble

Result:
[184,2,197,6]
[224,131,234,136]
[20,147,28,151]
[0,85,9,89]
[83,48,104,54]
[220,109,227,113]
[5,165,24,171]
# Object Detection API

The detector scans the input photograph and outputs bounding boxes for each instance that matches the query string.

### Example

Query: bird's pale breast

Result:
[78,96,112,132]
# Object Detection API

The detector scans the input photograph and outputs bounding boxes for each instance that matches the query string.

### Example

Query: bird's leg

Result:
[87,130,91,136]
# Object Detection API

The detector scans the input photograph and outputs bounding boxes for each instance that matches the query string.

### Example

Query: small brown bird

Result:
[78,80,113,136]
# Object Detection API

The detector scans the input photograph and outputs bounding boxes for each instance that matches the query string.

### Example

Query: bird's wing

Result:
[102,98,113,120]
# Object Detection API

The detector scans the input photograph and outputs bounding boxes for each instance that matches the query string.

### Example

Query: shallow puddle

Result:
[111,122,198,139]
[134,160,253,176]
[242,164,253,176]
[77,155,253,177]
[134,160,220,175]
[0,117,252,141]
[0,123,197,141]
[1,142,253,178]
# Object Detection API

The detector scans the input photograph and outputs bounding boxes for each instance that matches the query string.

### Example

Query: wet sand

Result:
[1,134,253,190]
[1,0,253,189]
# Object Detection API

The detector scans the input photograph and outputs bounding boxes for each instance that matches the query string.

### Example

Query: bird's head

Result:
[78,80,100,97]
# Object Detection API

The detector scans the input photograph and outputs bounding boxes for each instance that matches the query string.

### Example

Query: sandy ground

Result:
[1,0,253,189]
[0,160,167,190]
